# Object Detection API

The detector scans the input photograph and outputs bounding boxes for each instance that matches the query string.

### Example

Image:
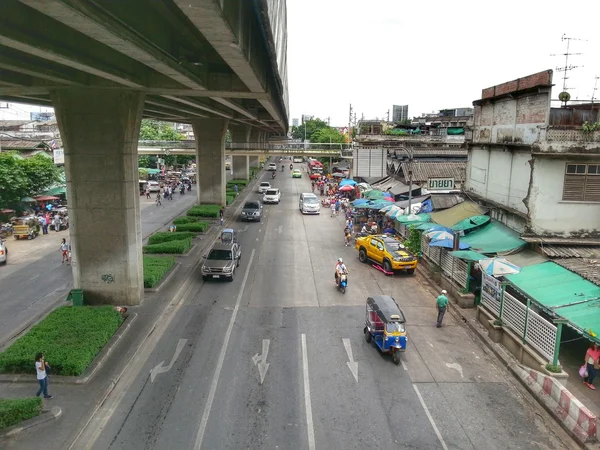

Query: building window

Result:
[563,163,600,202]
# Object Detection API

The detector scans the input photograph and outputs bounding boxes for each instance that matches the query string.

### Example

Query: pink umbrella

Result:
[339,185,354,192]
[382,197,394,201]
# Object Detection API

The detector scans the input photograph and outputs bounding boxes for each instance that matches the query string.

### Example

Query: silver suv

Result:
[201,242,241,281]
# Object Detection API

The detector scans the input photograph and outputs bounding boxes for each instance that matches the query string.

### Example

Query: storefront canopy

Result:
[396,213,430,224]
[460,221,526,254]
[42,186,66,196]
[449,250,488,262]
[430,201,487,228]
[506,262,600,340]
[452,215,490,231]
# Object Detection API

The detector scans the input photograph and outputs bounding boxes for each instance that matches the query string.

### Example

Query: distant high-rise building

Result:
[292,118,299,127]
[392,105,409,122]
[301,114,314,124]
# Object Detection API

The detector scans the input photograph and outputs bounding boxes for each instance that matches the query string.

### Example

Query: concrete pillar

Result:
[51,89,145,306]
[230,125,251,149]
[192,118,229,205]
[249,156,260,168]
[232,155,249,180]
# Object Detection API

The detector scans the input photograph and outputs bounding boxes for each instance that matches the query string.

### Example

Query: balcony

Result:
[545,128,600,143]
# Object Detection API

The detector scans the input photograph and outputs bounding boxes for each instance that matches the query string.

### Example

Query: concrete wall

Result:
[529,157,600,237]
[466,147,531,216]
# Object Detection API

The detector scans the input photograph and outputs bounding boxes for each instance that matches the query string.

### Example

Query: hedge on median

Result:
[148,231,196,245]
[174,222,208,233]
[143,237,192,254]
[0,398,43,429]
[143,255,176,288]
[187,205,220,218]
[173,216,201,225]
[0,306,124,376]
[228,179,249,186]
[226,195,234,205]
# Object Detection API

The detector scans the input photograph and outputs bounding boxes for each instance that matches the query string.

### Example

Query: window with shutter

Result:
[563,164,600,202]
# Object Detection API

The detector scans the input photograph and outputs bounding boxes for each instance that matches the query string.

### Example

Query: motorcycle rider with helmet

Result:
[335,257,349,286]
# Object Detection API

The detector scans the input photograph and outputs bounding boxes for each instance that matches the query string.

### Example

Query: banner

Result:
[481,272,502,305]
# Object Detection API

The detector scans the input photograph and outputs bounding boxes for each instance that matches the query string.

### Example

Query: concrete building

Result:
[292,118,299,127]
[301,114,314,124]
[464,69,600,241]
[392,105,408,122]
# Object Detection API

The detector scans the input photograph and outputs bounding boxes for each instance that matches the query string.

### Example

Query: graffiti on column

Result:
[101,274,115,284]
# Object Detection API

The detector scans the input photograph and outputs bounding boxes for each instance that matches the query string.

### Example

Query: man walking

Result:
[35,353,53,399]
[436,290,449,328]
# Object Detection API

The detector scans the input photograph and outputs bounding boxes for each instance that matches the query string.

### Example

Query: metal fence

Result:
[420,234,466,288]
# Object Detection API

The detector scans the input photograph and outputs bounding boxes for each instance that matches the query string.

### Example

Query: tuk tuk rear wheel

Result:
[392,352,400,365]
[364,329,372,343]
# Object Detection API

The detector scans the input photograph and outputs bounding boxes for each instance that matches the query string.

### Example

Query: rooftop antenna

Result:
[591,76,599,106]
[551,34,587,106]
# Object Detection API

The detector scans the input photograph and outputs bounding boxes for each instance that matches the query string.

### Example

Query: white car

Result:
[257,181,271,194]
[147,181,160,192]
[299,193,321,214]
[293,157,303,163]
[263,188,281,204]
[267,163,277,171]
[0,239,7,265]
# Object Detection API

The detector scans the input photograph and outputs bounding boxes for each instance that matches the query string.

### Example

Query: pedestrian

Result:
[330,201,336,217]
[35,353,53,399]
[219,207,225,226]
[53,214,61,232]
[583,343,600,390]
[234,184,239,194]
[436,290,449,328]
[60,238,69,264]
[40,215,48,235]
[335,199,341,216]
[145,188,150,200]
[168,187,173,200]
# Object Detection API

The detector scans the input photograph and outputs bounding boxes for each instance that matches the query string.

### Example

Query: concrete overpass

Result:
[0,0,289,305]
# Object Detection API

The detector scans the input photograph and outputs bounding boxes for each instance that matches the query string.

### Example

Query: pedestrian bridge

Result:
[138,141,353,158]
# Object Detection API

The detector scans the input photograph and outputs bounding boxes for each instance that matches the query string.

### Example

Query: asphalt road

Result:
[78,163,574,450]
[0,187,199,346]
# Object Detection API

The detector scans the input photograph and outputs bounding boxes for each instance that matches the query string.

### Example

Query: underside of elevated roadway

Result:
[0,0,288,134]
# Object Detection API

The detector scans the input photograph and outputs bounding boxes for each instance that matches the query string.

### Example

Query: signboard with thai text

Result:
[427,177,455,190]
[53,149,64,165]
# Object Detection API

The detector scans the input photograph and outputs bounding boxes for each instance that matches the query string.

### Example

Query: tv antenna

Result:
[550,34,587,106]
[592,76,599,106]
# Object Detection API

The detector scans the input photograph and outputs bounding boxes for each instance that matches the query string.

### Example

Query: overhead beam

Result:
[145,98,208,119]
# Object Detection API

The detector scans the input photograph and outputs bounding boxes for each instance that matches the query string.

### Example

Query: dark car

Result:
[240,201,262,222]
[201,242,241,281]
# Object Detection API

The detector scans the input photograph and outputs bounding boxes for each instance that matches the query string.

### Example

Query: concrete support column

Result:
[232,155,249,180]
[249,156,260,168]
[230,125,251,150]
[51,89,145,306]
[192,118,229,205]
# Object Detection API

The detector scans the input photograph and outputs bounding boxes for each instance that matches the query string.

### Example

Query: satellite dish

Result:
[558,91,571,102]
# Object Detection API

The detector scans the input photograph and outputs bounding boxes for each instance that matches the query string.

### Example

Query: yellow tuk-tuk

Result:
[12,216,40,240]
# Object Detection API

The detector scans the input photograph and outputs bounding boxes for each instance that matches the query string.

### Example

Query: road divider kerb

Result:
[0,406,62,439]
[144,262,181,293]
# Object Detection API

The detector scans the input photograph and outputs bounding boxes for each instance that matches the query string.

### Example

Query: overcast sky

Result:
[287,0,600,126]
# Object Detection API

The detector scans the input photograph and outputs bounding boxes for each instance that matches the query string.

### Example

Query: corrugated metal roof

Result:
[504,250,548,268]
[400,161,466,183]
[541,245,600,258]
[553,258,600,287]
[0,140,49,149]
[430,200,487,228]
[430,194,464,210]
[389,148,468,157]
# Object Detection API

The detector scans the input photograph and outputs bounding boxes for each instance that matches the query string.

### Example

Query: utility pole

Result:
[386,110,390,123]
[326,116,330,126]
[406,147,413,215]
[348,104,353,143]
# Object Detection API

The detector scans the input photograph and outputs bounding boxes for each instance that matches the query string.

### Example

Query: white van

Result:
[299,193,320,214]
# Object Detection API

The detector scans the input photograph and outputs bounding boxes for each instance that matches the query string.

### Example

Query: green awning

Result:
[452,215,490,231]
[449,250,488,262]
[42,186,66,196]
[140,168,160,174]
[21,197,36,202]
[430,201,487,228]
[396,213,430,224]
[506,262,600,340]
[412,222,441,231]
[460,221,525,254]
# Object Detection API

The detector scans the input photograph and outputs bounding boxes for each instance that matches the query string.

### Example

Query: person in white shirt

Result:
[35,353,53,399]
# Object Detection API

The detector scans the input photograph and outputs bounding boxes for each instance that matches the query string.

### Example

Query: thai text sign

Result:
[482,272,502,305]
[427,177,455,190]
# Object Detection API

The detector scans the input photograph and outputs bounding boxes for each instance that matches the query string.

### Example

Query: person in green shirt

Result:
[436,290,449,328]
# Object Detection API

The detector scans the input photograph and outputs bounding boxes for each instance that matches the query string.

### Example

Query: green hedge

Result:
[0,398,42,429]
[187,205,220,218]
[173,216,200,225]
[148,231,196,245]
[143,256,176,288]
[226,195,234,205]
[175,222,208,233]
[229,179,249,186]
[0,306,124,376]
[250,167,260,178]
[143,238,192,254]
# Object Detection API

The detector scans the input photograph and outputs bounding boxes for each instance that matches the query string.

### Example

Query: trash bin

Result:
[67,289,84,306]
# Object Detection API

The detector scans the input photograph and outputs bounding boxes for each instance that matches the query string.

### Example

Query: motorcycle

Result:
[271,172,276,179]
[180,186,185,194]
[336,272,348,294]
[289,164,293,170]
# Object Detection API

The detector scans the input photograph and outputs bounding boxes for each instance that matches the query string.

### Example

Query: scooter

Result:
[336,272,348,294]
[271,172,276,179]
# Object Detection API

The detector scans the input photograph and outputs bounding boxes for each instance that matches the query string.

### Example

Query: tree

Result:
[139,120,185,141]
[310,127,345,144]
[0,153,29,208]
[291,118,329,141]
[21,154,61,195]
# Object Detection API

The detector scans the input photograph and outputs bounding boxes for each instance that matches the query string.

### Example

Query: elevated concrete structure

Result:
[0,0,288,306]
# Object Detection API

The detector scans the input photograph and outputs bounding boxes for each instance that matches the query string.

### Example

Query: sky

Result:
[2,0,599,127]
[287,0,600,126]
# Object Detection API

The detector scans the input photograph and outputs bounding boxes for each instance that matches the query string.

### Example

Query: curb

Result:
[0,313,138,385]
[0,406,62,438]
[144,262,181,293]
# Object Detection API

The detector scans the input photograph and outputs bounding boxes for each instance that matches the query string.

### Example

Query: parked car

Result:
[292,169,302,178]
[257,182,271,194]
[201,242,241,281]
[240,201,263,221]
[355,234,417,274]
[0,239,8,265]
[263,188,281,204]
[267,163,277,171]
[147,181,160,192]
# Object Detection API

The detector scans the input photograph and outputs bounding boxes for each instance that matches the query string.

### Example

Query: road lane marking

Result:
[193,249,256,450]
[150,338,188,383]
[401,359,408,371]
[252,339,271,385]
[301,334,316,450]
[413,385,449,450]
[342,338,358,382]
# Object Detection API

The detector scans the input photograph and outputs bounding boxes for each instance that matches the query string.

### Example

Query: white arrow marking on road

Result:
[276,225,283,234]
[252,339,271,384]
[149,339,188,383]
[238,225,249,233]
[342,338,358,382]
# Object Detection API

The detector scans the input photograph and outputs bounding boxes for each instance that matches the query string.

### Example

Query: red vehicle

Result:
[308,160,323,180]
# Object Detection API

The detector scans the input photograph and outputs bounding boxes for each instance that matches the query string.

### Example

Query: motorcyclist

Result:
[281,164,284,172]
[272,171,276,179]
[335,257,349,286]
[289,163,293,170]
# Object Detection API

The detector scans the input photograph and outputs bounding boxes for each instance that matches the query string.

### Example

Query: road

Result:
[0,187,199,346]
[72,163,573,450]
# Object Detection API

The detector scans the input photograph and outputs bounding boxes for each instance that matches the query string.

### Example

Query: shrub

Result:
[143,238,192,254]
[148,231,196,245]
[143,256,176,288]
[0,306,124,376]
[187,205,220,218]
[545,364,562,373]
[0,398,42,429]
[173,216,201,225]
[175,222,208,233]
[226,195,234,205]
[229,179,249,186]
